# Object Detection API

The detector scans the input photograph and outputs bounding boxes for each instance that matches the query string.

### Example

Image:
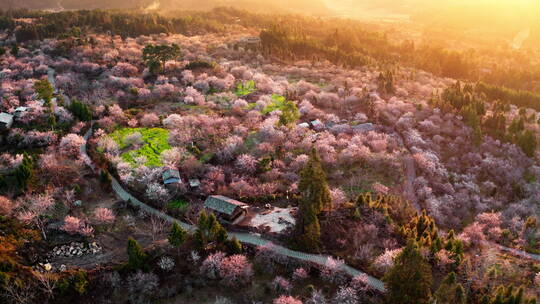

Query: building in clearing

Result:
[0,113,14,129]
[189,179,201,188]
[162,168,181,185]
[14,107,28,118]
[204,195,249,224]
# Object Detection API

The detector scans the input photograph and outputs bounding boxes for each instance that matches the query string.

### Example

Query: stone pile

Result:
[49,241,102,258]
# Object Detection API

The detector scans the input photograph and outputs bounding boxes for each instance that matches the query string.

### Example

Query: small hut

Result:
[162,168,181,185]
[204,195,249,224]
[0,113,14,129]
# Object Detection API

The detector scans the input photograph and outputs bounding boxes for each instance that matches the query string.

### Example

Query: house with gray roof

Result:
[189,179,201,188]
[0,113,14,129]
[162,168,181,185]
[204,195,249,223]
[14,107,28,118]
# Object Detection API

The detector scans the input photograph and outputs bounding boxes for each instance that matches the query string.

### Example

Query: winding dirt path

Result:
[80,126,387,292]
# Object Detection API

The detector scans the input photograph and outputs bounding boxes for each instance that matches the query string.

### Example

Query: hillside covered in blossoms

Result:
[0,6,540,304]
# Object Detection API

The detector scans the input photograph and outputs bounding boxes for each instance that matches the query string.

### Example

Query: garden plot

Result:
[109,127,170,167]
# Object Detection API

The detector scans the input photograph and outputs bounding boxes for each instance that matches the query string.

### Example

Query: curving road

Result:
[80,126,387,292]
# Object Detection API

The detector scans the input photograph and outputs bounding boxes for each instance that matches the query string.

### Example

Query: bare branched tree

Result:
[34,271,57,300]
[2,281,36,304]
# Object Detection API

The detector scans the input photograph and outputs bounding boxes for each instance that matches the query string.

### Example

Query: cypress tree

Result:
[194,211,228,250]
[298,148,331,214]
[127,237,148,270]
[294,148,330,250]
[14,153,33,190]
[383,240,432,304]
[34,79,54,104]
[226,236,243,254]
[168,222,187,252]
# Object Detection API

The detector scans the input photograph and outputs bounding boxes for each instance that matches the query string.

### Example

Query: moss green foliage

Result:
[261,94,287,114]
[33,79,54,104]
[127,237,149,271]
[194,211,228,251]
[235,80,256,96]
[383,240,433,304]
[294,148,330,251]
[168,199,188,212]
[168,222,187,249]
[109,127,170,167]
[143,43,181,75]
[68,98,92,121]
[278,100,300,126]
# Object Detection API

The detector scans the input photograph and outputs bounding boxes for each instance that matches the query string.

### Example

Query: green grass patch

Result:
[168,199,188,210]
[261,94,287,115]
[109,127,170,167]
[235,80,256,97]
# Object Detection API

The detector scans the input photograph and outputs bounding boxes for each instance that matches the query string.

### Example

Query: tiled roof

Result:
[204,195,248,216]
[0,112,13,124]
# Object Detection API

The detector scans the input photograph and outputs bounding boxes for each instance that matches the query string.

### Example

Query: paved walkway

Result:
[80,126,387,292]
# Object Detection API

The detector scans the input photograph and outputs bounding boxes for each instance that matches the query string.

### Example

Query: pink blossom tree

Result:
[16,192,55,239]
[200,251,226,280]
[61,215,94,237]
[140,113,160,127]
[0,196,14,216]
[59,134,85,157]
[273,295,303,304]
[219,254,254,287]
[272,276,292,293]
[93,207,116,225]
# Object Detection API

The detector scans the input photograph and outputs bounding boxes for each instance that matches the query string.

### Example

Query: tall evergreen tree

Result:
[168,222,187,253]
[383,240,433,304]
[298,148,331,214]
[127,237,148,270]
[194,211,228,250]
[33,79,54,105]
[294,148,330,250]
[14,153,33,191]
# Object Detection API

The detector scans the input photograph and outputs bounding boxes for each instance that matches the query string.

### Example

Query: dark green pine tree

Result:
[383,240,433,304]
[127,237,148,271]
[298,148,331,214]
[226,236,243,254]
[194,211,228,250]
[168,222,187,253]
[14,153,33,191]
[33,79,54,105]
[294,148,330,251]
